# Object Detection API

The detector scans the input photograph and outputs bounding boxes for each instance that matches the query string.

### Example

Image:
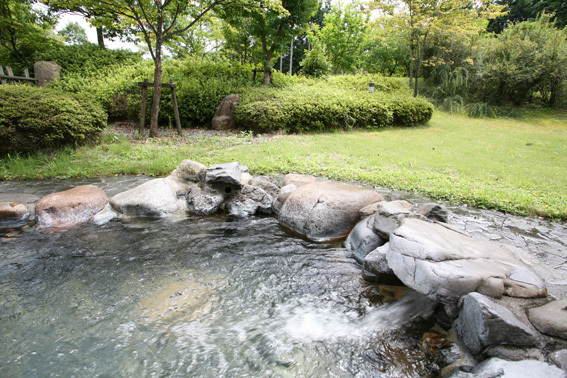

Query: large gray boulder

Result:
[227,185,273,217]
[345,214,386,263]
[278,181,384,242]
[36,185,108,231]
[454,293,539,355]
[110,178,181,216]
[527,299,567,340]
[445,358,566,378]
[550,349,567,371]
[249,176,280,199]
[387,218,547,306]
[212,94,239,130]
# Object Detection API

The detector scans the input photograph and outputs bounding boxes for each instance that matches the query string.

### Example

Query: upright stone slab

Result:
[278,181,383,242]
[212,94,239,130]
[36,185,108,231]
[387,218,547,306]
[454,293,539,355]
[34,60,61,87]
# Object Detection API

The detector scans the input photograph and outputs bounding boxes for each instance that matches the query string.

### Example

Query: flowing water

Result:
[1,177,566,377]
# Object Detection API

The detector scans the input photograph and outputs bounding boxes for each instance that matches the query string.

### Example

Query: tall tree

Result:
[222,0,319,85]
[0,0,57,66]
[318,2,368,74]
[57,21,88,45]
[46,0,283,137]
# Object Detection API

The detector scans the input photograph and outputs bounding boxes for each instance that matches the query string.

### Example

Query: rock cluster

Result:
[1,160,566,376]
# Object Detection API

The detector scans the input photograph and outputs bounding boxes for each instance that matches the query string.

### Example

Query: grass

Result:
[1,109,566,220]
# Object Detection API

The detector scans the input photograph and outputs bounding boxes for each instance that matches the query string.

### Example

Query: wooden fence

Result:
[0,66,38,85]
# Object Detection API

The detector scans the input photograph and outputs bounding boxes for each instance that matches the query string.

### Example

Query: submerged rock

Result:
[278,181,383,242]
[445,358,566,378]
[387,218,547,307]
[527,299,567,340]
[0,202,31,228]
[454,293,539,355]
[36,185,108,231]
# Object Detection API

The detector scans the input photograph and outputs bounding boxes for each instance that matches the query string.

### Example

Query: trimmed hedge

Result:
[0,85,107,154]
[235,84,433,132]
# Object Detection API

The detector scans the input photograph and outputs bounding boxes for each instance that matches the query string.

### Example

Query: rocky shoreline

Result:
[1,159,566,377]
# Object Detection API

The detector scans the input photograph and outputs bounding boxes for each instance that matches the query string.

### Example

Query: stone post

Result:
[33,61,61,87]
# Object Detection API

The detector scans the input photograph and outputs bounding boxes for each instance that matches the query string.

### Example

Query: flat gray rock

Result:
[528,299,567,340]
[205,162,245,190]
[417,202,449,223]
[278,181,383,242]
[455,293,539,355]
[362,243,403,285]
[387,218,547,306]
[110,178,179,216]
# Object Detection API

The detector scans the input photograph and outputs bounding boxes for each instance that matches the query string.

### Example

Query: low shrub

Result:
[0,85,107,154]
[235,84,433,132]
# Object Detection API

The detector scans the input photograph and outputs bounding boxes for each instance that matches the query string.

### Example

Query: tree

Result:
[57,21,88,45]
[373,0,504,96]
[44,1,125,49]
[360,17,410,76]
[222,0,318,85]
[318,2,368,74]
[0,0,57,67]
[300,26,331,76]
[488,0,567,33]
[46,0,284,137]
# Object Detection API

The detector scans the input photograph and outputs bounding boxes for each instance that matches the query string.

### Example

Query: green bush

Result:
[0,85,107,154]
[34,43,142,76]
[235,84,433,132]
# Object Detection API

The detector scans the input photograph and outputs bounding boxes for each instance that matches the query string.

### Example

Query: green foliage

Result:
[318,2,367,74]
[235,81,433,132]
[0,0,58,70]
[35,43,142,75]
[299,29,331,77]
[0,85,107,154]
[427,14,567,109]
[57,22,89,45]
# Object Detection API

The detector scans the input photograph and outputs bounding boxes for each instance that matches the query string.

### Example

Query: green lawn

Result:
[1,110,566,219]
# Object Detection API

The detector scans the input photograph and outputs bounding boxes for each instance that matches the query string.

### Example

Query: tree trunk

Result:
[408,44,414,89]
[289,38,294,75]
[263,61,271,86]
[150,54,162,138]
[96,27,105,49]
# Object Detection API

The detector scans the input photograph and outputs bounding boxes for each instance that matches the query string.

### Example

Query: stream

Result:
[1,176,565,377]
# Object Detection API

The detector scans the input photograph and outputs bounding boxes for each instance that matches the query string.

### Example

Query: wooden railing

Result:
[0,66,38,85]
